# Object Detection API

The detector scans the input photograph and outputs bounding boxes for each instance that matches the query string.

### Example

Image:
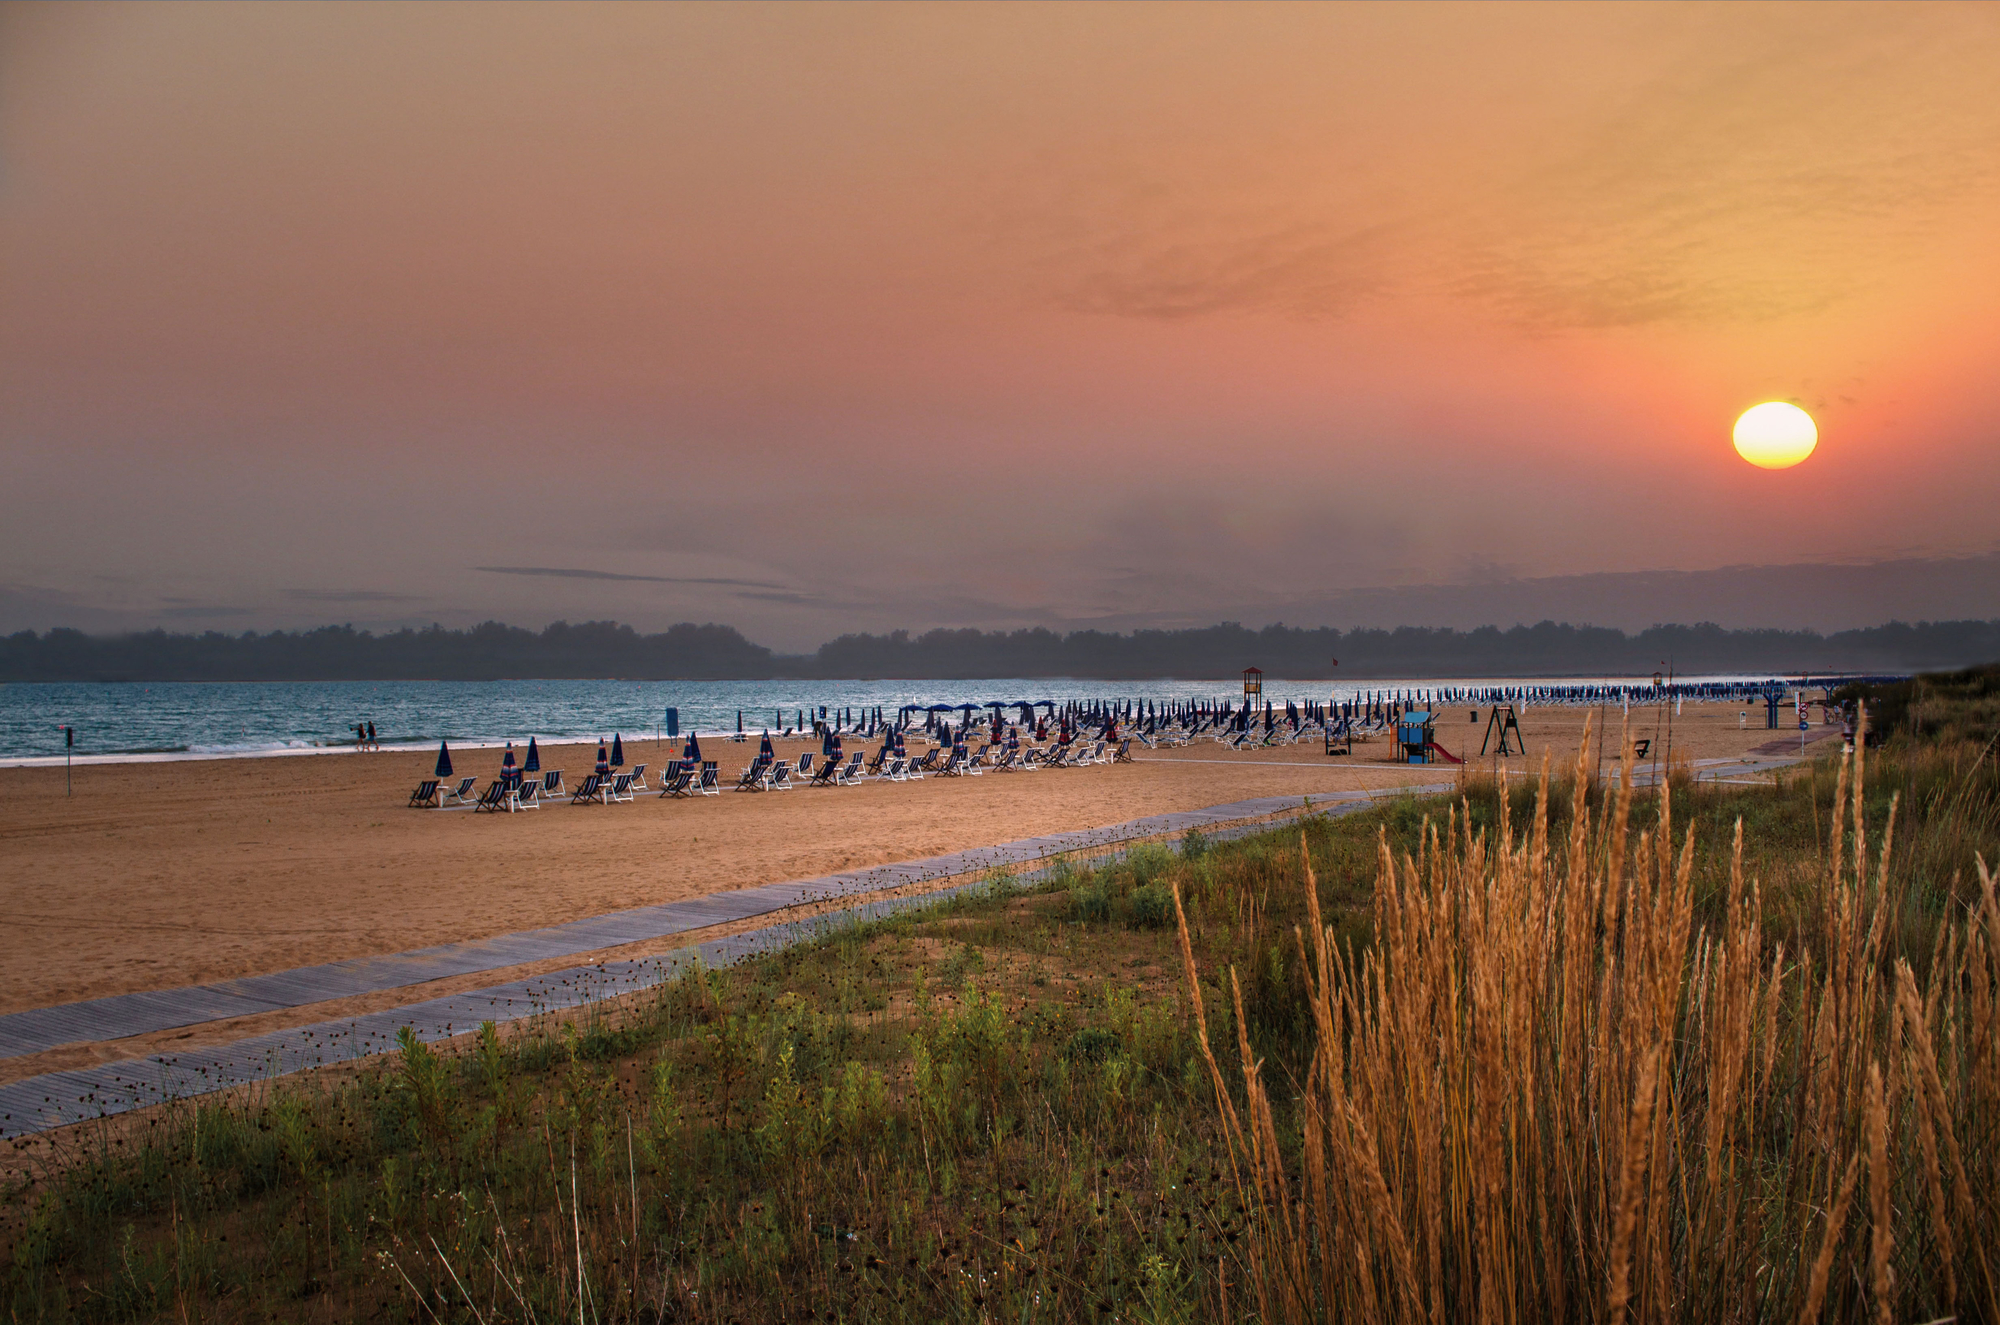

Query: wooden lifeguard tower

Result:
[1242,667,1263,715]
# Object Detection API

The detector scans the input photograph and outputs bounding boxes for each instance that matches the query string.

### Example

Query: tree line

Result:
[4,616,1999,682]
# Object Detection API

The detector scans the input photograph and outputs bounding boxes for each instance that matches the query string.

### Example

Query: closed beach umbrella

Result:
[760,731,775,757]
[683,731,702,763]
[523,737,541,773]
[737,710,744,734]
[595,741,610,776]
[610,734,624,767]
[434,741,453,778]
[502,741,519,786]
[821,726,835,756]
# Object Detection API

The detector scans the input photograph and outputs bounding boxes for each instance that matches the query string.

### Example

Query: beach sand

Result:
[0,700,1815,1022]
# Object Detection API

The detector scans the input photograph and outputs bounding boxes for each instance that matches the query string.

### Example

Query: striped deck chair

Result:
[471,781,511,813]
[569,774,603,804]
[835,751,864,784]
[626,764,648,792]
[443,776,480,806]
[883,757,908,782]
[1112,739,1135,763]
[514,781,541,809]
[695,761,721,795]
[407,779,441,808]
[767,763,793,789]
[540,769,566,798]
[606,773,636,802]
[660,764,695,797]
[734,757,772,791]
[809,756,841,786]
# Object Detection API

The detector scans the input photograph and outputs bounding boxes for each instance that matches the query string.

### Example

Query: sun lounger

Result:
[607,772,636,802]
[695,761,721,795]
[471,781,512,813]
[569,774,603,804]
[626,764,648,792]
[443,776,480,807]
[407,779,441,808]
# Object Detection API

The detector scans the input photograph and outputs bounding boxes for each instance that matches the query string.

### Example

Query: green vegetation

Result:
[4,666,1999,1322]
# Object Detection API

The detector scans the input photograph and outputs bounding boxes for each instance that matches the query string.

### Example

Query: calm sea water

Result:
[0,675,1767,764]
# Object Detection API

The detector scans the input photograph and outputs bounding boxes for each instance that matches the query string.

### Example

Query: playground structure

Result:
[1480,704,1524,756]
[1396,711,1462,765]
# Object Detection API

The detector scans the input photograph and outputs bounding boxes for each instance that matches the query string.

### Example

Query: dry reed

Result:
[1179,709,2000,1324]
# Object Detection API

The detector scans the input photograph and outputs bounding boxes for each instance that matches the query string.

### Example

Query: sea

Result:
[0,675,1788,766]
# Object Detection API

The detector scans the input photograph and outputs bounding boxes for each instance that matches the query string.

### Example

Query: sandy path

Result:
[0,701,1793,1015]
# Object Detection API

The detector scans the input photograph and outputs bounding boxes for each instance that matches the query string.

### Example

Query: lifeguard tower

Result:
[1242,667,1263,711]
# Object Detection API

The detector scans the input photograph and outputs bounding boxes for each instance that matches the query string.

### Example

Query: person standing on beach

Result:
[366,721,377,751]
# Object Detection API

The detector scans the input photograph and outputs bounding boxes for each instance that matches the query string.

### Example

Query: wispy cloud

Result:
[285,589,423,603]
[475,566,787,589]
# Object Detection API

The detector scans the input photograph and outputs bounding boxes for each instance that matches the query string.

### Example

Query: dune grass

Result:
[3,667,1998,1323]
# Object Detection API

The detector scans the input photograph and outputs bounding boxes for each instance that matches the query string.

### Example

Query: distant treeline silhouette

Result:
[5,616,2000,682]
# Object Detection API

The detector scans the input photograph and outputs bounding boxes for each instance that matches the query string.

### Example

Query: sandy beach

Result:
[0,700,1810,1021]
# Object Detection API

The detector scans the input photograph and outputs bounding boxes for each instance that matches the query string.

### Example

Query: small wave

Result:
[185,739,326,755]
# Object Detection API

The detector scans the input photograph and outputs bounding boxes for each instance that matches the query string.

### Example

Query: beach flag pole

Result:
[63,725,72,796]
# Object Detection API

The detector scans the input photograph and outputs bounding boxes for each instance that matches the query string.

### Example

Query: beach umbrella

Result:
[821,726,835,756]
[595,740,610,776]
[434,741,454,778]
[683,731,702,763]
[523,737,541,773]
[760,731,775,757]
[737,710,743,735]
[503,741,519,786]
[610,734,624,767]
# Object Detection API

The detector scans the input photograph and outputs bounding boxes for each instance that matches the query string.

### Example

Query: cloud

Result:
[285,589,423,603]
[158,604,256,619]
[475,566,787,588]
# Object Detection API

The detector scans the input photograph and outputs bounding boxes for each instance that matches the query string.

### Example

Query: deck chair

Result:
[696,761,721,795]
[407,779,441,808]
[797,753,814,779]
[607,773,636,802]
[471,781,511,813]
[768,763,793,789]
[1112,739,1134,764]
[659,764,695,797]
[443,776,480,806]
[569,774,603,804]
[514,781,541,809]
[884,757,907,781]
[867,747,891,775]
[836,752,864,784]
[1632,739,1651,759]
[626,764,648,792]
[735,757,771,791]
[541,769,566,798]
[810,756,842,786]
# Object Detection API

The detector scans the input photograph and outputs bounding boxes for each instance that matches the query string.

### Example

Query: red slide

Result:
[1426,741,1464,765]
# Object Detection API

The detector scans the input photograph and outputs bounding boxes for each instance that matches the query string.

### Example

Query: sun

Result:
[1732,402,1817,469]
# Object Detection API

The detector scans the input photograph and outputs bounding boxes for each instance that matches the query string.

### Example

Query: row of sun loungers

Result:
[405,739,1139,813]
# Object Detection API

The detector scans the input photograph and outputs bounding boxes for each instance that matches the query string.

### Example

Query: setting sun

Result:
[1732,402,1818,469]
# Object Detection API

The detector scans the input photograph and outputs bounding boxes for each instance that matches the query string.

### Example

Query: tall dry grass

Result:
[1180,713,2000,1324]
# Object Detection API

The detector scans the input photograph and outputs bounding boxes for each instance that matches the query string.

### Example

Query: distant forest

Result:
[5,617,1999,682]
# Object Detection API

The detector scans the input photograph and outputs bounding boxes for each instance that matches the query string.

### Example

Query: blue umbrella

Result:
[434,741,453,778]
[610,733,625,767]
[523,737,540,773]
[760,731,775,757]
[502,742,519,787]
[684,731,702,763]
[595,740,610,776]
[821,726,835,756]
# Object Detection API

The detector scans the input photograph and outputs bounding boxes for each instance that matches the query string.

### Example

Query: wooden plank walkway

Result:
[0,790,1423,1064]
[0,798,1392,1139]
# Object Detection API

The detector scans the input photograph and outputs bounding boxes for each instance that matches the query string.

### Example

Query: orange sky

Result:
[4,2,1998,647]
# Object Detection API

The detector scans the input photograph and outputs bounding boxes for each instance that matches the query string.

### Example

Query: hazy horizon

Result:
[5,3,1998,652]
